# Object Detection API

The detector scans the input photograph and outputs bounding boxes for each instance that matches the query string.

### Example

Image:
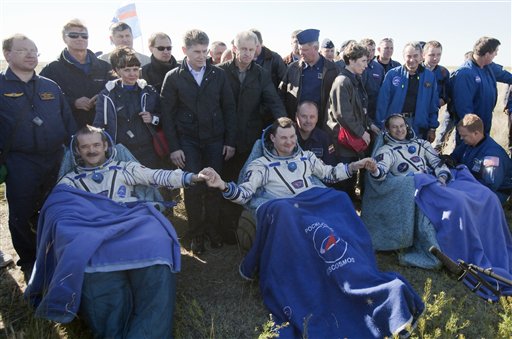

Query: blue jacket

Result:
[490,62,512,84]
[450,59,497,134]
[377,57,401,74]
[298,127,336,166]
[94,79,160,146]
[362,59,385,119]
[93,79,161,167]
[0,68,76,155]
[376,66,439,133]
[451,136,512,203]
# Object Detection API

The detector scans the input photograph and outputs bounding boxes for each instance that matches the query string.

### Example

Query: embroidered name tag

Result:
[39,92,55,100]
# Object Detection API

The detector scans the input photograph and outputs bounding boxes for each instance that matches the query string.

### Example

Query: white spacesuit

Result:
[59,160,192,203]
[223,142,353,205]
[59,132,193,203]
[371,132,451,181]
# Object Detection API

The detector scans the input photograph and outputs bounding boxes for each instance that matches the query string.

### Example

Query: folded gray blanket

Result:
[361,134,440,269]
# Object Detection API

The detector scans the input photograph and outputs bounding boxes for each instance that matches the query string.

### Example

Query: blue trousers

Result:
[6,151,62,270]
[80,265,176,339]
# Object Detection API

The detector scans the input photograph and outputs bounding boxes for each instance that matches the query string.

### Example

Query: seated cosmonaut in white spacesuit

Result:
[198,117,425,338]
[26,125,207,338]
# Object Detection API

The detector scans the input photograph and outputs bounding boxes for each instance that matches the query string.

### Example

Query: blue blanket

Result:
[25,185,181,323]
[415,166,512,300]
[240,187,424,338]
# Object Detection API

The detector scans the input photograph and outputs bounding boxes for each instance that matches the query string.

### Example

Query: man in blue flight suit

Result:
[376,41,439,141]
[296,101,336,165]
[451,114,512,204]
[278,28,338,128]
[360,38,385,120]
[0,34,76,281]
[450,37,501,136]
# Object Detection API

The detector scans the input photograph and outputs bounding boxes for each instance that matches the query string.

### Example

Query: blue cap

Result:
[297,29,320,45]
[321,38,334,49]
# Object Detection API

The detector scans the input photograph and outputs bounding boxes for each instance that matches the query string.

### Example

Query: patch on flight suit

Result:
[328,144,335,154]
[3,92,24,98]
[243,170,253,182]
[117,185,127,198]
[311,148,323,158]
[410,156,422,163]
[471,159,482,173]
[483,156,500,167]
[375,153,384,162]
[317,73,323,79]
[39,92,55,100]
[392,76,401,87]
[475,76,481,84]
[424,81,432,88]
[291,179,304,189]
[397,163,409,173]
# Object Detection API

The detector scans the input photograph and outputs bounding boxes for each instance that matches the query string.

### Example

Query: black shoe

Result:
[207,233,223,249]
[190,236,205,254]
[221,230,238,245]
[21,265,34,284]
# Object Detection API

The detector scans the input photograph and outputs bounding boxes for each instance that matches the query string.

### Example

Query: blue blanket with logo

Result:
[240,187,424,338]
[25,184,181,323]
[414,166,512,300]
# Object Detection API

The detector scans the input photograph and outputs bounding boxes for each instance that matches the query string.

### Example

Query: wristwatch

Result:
[151,115,160,126]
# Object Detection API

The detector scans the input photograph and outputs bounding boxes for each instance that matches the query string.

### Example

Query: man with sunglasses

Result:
[40,19,114,128]
[141,32,179,93]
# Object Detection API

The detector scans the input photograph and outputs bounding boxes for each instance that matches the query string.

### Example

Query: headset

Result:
[384,113,415,141]
[70,129,116,171]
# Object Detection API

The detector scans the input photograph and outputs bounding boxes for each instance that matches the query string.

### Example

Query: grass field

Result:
[1,83,512,338]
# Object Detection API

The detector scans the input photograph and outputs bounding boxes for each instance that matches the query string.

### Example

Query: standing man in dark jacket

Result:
[282,30,302,66]
[218,30,286,243]
[141,32,179,93]
[1,34,76,281]
[161,29,236,254]
[278,29,338,128]
[249,29,287,90]
[40,19,113,128]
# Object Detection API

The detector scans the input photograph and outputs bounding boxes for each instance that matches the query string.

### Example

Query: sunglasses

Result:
[155,46,172,51]
[66,32,89,39]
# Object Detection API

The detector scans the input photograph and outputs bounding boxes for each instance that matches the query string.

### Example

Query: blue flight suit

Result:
[450,59,497,134]
[452,136,512,203]
[298,127,336,166]
[376,65,439,136]
[362,59,385,120]
[0,68,76,271]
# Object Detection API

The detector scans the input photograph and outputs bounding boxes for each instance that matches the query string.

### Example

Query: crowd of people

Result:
[1,18,512,337]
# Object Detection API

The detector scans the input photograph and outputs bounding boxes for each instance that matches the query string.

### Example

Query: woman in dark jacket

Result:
[94,47,162,168]
[327,42,380,199]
